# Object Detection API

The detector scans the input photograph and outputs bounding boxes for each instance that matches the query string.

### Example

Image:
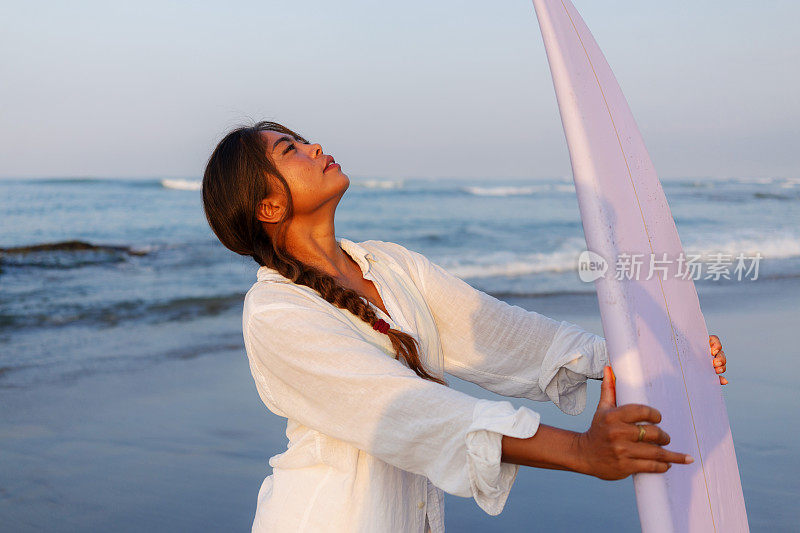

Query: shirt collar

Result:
[255,237,376,283]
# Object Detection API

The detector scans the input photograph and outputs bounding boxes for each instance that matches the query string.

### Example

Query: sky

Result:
[1,0,798,180]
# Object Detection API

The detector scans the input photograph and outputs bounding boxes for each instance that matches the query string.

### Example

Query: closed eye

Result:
[282,140,308,155]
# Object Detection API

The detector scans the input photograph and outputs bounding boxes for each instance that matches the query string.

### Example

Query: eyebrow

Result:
[271,135,295,153]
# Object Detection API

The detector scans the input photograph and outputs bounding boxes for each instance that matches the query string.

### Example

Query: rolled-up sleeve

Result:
[466,399,541,515]
[378,241,609,416]
[243,297,540,515]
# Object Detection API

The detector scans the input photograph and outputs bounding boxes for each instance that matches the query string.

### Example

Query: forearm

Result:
[500,423,586,474]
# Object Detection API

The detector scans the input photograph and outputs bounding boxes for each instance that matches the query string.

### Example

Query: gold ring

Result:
[637,425,646,442]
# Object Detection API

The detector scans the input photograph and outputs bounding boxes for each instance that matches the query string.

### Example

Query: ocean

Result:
[1,175,799,530]
[2,175,798,388]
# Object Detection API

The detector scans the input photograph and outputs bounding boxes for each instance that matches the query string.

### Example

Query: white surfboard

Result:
[530,1,749,531]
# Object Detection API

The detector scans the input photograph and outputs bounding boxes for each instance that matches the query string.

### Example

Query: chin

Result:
[337,172,350,188]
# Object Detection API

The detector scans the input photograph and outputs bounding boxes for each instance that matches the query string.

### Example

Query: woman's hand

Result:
[575,366,693,480]
[501,340,728,477]
[709,334,728,385]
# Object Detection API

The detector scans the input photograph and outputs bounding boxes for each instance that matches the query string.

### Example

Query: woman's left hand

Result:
[709,335,728,385]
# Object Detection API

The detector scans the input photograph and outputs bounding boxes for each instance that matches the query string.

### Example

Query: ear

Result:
[255,195,285,224]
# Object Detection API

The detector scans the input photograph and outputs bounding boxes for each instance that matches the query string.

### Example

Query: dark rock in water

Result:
[0,240,149,271]
[0,240,148,256]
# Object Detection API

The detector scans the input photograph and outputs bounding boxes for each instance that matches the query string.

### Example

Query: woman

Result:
[201,121,729,532]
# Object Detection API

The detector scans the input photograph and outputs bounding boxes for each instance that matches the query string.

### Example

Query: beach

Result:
[4,0,799,528]
[1,175,798,531]
[1,275,798,531]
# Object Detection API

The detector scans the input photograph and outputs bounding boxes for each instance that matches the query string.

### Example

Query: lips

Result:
[323,155,339,173]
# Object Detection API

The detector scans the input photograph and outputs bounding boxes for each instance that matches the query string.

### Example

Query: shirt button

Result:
[417,501,425,509]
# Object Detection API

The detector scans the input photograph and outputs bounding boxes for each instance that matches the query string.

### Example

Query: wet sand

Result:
[1,278,798,531]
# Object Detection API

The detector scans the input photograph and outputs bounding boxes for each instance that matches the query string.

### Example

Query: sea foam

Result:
[161,179,201,191]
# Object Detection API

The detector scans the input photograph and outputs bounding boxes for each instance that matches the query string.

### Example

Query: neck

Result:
[280,219,354,280]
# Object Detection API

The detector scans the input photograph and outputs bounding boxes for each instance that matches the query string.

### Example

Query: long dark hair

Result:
[202,121,445,385]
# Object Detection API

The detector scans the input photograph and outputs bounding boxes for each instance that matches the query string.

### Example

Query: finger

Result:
[599,366,617,409]
[631,444,693,465]
[633,424,670,445]
[720,377,729,385]
[631,459,672,474]
[618,404,661,424]
[709,334,721,353]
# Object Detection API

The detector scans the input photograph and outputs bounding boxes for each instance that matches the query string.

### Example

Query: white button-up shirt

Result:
[242,238,608,532]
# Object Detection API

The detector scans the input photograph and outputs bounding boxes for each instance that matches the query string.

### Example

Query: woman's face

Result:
[259,129,350,218]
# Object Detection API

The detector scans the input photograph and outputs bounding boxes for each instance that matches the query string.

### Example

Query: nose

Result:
[309,143,323,157]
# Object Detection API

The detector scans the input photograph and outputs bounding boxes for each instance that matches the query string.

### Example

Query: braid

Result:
[253,233,447,386]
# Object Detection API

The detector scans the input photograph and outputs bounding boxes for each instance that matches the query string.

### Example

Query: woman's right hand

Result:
[575,366,694,480]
